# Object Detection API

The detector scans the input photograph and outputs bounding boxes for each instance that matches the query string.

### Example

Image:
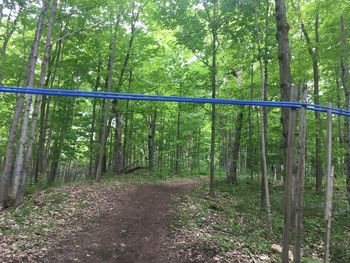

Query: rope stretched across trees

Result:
[1,85,350,117]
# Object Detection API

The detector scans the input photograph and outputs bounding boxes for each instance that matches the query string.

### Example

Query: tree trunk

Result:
[122,72,132,170]
[3,0,48,207]
[148,110,157,171]
[95,14,121,181]
[324,110,334,263]
[257,1,272,234]
[112,103,123,173]
[111,5,140,173]
[256,1,270,206]
[175,103,181,175]
[209,0,218,198]
[20,0,58,196]
[301,14,322,193]
[295,84,308,263]
[274,0,296,261]
[122,100,129,171]
[274,0,292,175]
[248,63,255,182]
[228,111,244,184]
[35,31,65,183]
[89,59,102,177]
[340,15,350,208]
[282,87,298,263]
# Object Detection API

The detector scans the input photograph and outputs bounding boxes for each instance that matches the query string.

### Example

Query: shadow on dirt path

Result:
[41,179,201,263]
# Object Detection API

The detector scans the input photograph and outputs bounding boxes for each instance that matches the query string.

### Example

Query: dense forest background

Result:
[1,0,350,204]
[1,0,349,200]
[1,0,350,262]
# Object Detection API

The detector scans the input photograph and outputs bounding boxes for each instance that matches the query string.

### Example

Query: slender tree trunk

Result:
[35,31,65,183]
[20,0,58,197]
[47,128,64,184]
[248,63,255,182]
[112,103,123,173]
[282,87,297,263]
[274,0,292,174]
[0,0,48,207]
[111,4,141,173]
[89,60,102,177]
[228,111,244,184]
[209,0,218,197]
[340,15,350,208]
[301,14,322,193]
[257,1,272,234]
[324,110,334,263]
[95,14,121,181]
[122,71,133,171]
[219,114,229,174]
[295,84,308,263]
[122,100,129,171]
[175,103,181,175]
[148,110,157,171]
[274,0,296,261]
[260,104,272,234]
[42,97,55,176]
[256,2,270,205]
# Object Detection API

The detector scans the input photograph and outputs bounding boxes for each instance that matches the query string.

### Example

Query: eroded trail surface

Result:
[41,180,199,263]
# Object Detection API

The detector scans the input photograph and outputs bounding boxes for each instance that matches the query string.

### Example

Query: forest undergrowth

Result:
[171,176,350,263]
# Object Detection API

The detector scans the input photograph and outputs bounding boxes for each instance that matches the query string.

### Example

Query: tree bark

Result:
[112,103,123,173]
[20,0,58,196]
[248,63,255,182]
[295,84,308,263]
[175,103,181,175]
[282,87,297,263]
[324,110,334,263]
[256,1,270,205]
[122,72,132,171]
[301,14,322,193]
[148,110,157,171]
[257,1,272,234]
[340,15,350,208]
[95,14,121,181]
[209,0,218,198]
[274,0,292,174]
[274,0,296,261]
[0,0,48,207]
[228,111,244,184]
[89,58,102,177]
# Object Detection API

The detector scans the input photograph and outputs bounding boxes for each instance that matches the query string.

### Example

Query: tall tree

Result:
[95,13,121,181]
[0,0,48,207]
[209,0,218,197]
[340,15,350,208]
[274,0,297,261]
[301,13,322,193]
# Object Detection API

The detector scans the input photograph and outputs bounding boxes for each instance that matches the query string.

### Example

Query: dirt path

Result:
[41,180,199,263]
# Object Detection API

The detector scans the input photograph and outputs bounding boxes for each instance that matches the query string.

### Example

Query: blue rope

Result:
[1,85,350,117]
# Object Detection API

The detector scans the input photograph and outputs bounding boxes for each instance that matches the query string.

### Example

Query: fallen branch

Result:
[14,192,40,213]
[124,166,148,174]
[245,248,258,263]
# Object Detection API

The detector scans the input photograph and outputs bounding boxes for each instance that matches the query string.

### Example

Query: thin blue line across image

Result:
[0,85,350,117]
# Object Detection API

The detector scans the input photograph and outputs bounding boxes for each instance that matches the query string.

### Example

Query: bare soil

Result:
[40,180,200,263]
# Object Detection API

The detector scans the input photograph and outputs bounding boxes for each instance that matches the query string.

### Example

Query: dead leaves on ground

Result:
[168,192,273,263]
[0,182,131,263]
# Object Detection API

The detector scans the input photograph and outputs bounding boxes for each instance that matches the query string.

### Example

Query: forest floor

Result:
[1,176,244,263]
[1,175,349,263]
